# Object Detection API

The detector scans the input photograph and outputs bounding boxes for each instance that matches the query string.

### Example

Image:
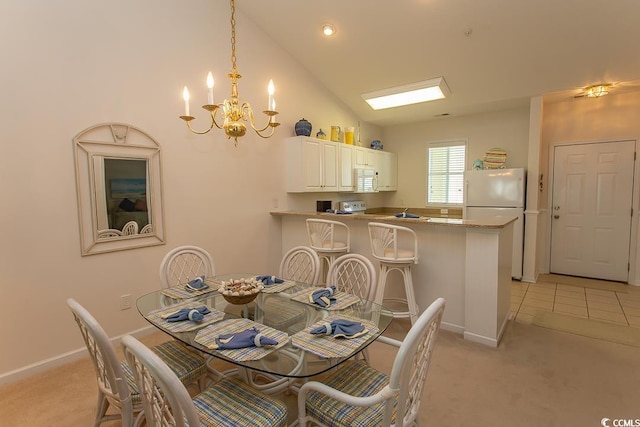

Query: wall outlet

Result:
[440,208,449,215]
[120,294,132,310]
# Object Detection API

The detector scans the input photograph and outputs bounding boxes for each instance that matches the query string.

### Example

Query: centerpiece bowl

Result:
[218,277,264,305]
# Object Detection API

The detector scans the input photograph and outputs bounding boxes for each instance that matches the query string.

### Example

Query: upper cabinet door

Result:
[354,146,375,168]
[338,144,354,191]
[302,138,323,191]
[286,136,339,192]
[321,140,338,191]
[376,150,397,191]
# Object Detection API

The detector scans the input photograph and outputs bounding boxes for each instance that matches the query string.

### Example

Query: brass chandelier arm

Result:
[179,105,224,135]
[245,104,280,136]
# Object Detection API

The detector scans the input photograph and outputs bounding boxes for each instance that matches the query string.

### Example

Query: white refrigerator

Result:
[463,168,526,279]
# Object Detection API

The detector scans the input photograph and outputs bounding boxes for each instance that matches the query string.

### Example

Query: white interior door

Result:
[550,140,635,282]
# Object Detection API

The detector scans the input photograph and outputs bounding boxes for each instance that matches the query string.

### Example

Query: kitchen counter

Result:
[270,210,515,229]
[271,210,515,347]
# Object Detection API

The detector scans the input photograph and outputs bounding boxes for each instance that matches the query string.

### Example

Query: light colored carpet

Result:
[532,311,640,347]
[1,320,639,426]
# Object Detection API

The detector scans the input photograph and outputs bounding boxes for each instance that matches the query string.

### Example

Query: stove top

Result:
[339,200,367,214]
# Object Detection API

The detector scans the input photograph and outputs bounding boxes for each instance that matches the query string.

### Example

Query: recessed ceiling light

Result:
[361,77,450,110]
[322,24,336,36]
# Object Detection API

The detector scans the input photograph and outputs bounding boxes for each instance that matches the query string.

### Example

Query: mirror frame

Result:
[73,122,166,256]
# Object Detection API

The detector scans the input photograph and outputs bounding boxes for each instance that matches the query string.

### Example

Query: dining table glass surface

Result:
[136,273,394,379]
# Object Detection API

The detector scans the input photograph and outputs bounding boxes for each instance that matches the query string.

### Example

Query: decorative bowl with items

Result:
[218,277,264,305]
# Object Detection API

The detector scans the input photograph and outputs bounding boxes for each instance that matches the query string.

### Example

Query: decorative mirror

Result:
[73,123,165,255]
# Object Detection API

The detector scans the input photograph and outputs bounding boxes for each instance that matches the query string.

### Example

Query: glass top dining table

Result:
[136,273,394,379]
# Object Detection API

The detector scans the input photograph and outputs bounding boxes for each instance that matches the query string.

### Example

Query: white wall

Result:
[0,0,377,380]
[382,107,531,208]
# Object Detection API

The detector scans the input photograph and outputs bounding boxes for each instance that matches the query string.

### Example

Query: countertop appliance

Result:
[339,200,367,214]
[463,168,526,279]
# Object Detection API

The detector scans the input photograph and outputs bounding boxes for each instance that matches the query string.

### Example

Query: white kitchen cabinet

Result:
[286,136,338,192]
[286,136,396,193]
[354,146,376,168]
[375,150,397,191]
[338,144,354,191]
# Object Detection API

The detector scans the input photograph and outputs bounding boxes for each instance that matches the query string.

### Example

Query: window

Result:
[427,141,466,205]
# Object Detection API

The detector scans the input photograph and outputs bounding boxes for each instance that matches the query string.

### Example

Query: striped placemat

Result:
[144,301,225,333]
[261,280,297,294]
[289,287,360,311]
[194,318,289,362]
[291,316,379,359]
[161,278,218,299]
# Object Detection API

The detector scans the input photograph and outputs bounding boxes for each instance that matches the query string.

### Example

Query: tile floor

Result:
[511,273,640,328]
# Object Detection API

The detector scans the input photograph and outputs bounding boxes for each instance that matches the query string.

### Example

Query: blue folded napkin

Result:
[394,212,420,218]
[310,319,368,339]
[256,275,285,286]
[213,327,278,350]
[185,275,209,291]
[309,285,337,308]
[325,209,352,215]
[163,306,211,323]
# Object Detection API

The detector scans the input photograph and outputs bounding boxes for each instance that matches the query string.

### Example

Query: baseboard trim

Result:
[440,321,465,335]
[0,325,156,386]
[463,331,499,348]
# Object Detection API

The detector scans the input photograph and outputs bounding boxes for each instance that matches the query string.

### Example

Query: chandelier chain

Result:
[230,0,237,72]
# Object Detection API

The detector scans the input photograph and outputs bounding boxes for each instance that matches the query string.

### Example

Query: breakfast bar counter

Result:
[271,210,516,347]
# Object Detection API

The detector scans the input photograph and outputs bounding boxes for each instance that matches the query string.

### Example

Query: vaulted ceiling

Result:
[239,0,640,126]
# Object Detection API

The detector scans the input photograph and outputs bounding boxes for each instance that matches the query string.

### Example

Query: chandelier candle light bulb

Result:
[207,72,214,105]
[268,79,275,111]
[182,86,190,116]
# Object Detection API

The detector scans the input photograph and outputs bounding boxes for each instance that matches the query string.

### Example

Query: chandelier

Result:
[179,0,279,145]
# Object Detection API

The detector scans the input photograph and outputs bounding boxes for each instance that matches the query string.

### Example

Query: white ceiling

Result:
[238,0,640,127]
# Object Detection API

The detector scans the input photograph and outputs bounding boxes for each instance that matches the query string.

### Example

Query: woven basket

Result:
[221,292,259,305]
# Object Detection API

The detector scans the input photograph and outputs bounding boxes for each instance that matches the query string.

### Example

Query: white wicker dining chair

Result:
[279,245,321,285]
[242,246,321,394]
[326,253,377,301]
[122,220,139,235]
[265,246,321,331]
[159,245,215,288]
[297,297,445,427]
[121,335,288,427]
[325,253,378,364]
[67,299,207,427]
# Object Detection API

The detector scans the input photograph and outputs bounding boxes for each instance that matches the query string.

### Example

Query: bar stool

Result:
[368,222,419,324]
[306,219,350,284]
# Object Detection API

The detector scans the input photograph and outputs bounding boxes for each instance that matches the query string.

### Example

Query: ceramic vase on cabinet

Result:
[295,118,312,136]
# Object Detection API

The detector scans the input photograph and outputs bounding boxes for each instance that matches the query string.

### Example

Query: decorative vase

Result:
[295,118,312,136]
[316,128,326,140]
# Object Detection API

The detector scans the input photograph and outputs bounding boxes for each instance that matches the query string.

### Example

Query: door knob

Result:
[554,215,560,219]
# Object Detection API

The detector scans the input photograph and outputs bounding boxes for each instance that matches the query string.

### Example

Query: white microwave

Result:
[354,168,378,193]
